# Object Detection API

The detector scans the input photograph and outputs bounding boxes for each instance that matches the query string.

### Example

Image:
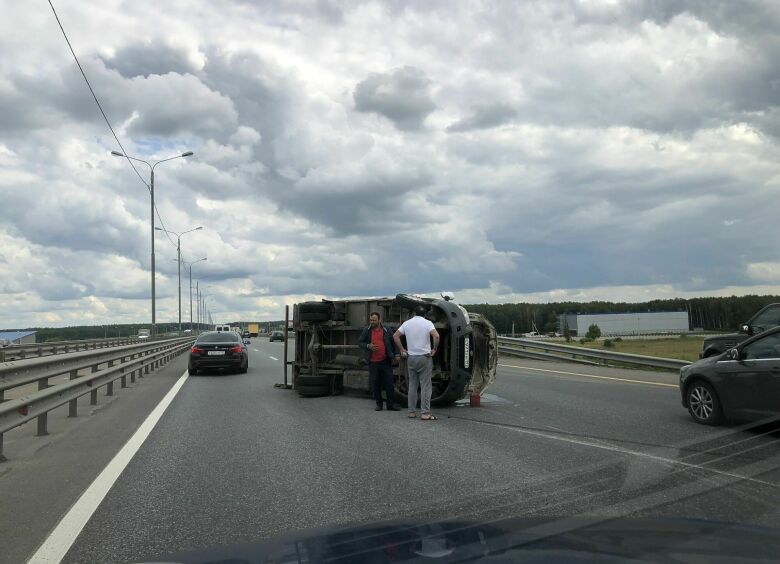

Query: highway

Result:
[3,339,780,563]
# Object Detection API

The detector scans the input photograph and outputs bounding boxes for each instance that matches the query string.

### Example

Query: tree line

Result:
[1,321,286,342]
[464,294,780,335]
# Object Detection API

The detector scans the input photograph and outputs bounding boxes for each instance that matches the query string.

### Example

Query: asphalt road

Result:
[5,339,780,563]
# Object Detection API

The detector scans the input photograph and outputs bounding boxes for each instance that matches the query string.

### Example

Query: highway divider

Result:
[498,336,690,371]
[0,337,194,461]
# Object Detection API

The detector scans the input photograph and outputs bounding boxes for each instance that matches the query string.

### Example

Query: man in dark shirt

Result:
[358,312,400,411]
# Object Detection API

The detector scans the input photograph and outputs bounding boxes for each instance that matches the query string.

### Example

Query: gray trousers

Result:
[407,355,433,414]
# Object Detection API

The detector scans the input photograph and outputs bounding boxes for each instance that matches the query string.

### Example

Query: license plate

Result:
[208,350,225,356]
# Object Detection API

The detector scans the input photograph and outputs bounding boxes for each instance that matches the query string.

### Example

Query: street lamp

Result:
[110,150,194,336]
[156,226,203,332]
[182,257,207,331]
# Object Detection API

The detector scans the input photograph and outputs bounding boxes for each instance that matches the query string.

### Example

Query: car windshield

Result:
[5,2,780,563]
[751,307,780,329]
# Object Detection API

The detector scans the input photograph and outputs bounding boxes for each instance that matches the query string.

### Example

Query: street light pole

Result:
[111,150,193,336]
[150,168,156,335]
[187,258,206,331]
[156,226,202,333]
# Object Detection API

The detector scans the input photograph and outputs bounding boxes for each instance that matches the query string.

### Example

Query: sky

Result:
[1,0,779,328]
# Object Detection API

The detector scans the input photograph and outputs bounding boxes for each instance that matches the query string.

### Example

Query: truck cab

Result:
[291,294,497,406]
[700,303,780,358]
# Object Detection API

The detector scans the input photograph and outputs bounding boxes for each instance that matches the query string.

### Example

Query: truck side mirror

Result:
[742,324,752,335]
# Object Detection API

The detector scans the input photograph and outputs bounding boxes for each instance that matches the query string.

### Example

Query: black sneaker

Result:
[375,405,383,411]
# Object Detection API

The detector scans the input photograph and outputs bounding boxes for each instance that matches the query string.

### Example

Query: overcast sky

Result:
[1,0,779,328]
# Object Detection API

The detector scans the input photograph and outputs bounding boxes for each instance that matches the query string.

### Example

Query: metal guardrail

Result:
[0,337,142,362]
[498,336,691,371]
[0,337,194,461]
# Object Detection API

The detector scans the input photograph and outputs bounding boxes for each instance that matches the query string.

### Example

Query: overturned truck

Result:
[291,294,497,406]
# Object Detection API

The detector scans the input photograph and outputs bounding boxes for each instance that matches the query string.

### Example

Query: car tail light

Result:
[191,346,204,355]
[229,346,244,353]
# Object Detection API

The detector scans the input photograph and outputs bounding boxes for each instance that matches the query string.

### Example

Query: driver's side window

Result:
[743,332,780,360]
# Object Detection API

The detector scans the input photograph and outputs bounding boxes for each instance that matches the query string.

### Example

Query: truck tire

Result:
[297,375,331,387]
[298,302,332,322]
[297,385,331,397]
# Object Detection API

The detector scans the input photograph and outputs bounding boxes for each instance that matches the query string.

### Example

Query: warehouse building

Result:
[0,330,37,345]
[558,312,689,337]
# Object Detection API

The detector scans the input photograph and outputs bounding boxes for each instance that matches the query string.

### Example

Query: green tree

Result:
[586,324,601,340]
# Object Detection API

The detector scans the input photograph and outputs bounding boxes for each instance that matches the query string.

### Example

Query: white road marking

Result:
[501,421,779,488]
[27,370,190,564]
[253,349,259,352]
[498,363,678,388]
[269,356,279,361]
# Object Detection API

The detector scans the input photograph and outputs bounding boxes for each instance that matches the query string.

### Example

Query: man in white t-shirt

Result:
[394,305,440,420]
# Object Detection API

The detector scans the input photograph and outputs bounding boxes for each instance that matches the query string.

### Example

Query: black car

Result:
[189,331,249,375]
[242,330,250,338]
[700,303,780,358]
[680,326,780,425]
[269,331,285,342]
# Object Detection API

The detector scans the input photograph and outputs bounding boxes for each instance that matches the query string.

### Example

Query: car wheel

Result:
[687,381,723,425]
[188,367,198,376]
[240,361,248,374]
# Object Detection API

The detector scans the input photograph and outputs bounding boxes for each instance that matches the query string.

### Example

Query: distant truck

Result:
[290,294,497,406]
[137,329,150,340]
[248,323,259,337]
[700,303,780,358]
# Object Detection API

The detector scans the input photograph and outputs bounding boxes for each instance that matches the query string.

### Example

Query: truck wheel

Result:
[394,377,468,407]
[297,375,331,387]
[298,302,332,322]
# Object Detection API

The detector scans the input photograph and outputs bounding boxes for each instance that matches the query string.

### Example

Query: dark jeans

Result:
[369,359,395,406]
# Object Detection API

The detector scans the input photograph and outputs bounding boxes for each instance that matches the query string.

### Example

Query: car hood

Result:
[703,331,742,345]
[132,516,780,563]
[685,352,723,372]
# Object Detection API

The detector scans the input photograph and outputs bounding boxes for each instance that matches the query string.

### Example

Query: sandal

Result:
[407,412,417,418]
[421,415,438,421]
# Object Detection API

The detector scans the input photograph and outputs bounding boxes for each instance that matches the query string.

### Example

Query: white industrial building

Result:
[558,312,689,337]
[0,330,37,345]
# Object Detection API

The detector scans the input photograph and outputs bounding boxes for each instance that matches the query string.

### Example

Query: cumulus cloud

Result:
[1,0,779,327]
[447,103,517,132]
[353,66,436,131]
[101,39,204,78]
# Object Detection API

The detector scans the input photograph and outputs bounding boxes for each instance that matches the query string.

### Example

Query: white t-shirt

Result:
[398,315,436,356]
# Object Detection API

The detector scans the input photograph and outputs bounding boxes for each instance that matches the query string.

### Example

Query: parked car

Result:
[189,331,248,375]
[269,331,285,342]
[680,326,780,425]
[700,303,780,358]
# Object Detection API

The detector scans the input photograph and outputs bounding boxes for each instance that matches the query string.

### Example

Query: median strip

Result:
[498,363,678,388]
